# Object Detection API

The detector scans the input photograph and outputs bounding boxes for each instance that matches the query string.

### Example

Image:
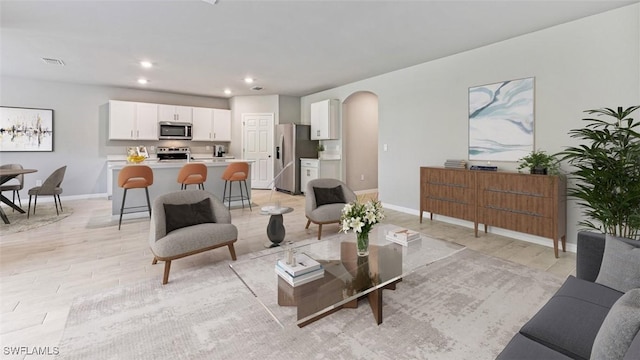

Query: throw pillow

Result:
[313,186,346,207]
[163,198,215,234]
[590,288,640,360]
[595,234,640,293]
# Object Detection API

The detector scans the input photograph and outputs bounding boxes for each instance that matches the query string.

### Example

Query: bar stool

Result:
[118,165,153,230]
[177,163,207,190]
[221,162,251,210]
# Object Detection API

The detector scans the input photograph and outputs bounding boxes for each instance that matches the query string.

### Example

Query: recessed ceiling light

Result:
[224,89,232,95]
[137,78,149,84]
[244,77,254,84]
[140,61,153,68]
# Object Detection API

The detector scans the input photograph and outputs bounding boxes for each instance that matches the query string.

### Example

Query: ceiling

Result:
[1,0,637,98]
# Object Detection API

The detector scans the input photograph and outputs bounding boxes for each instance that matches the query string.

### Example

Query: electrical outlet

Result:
[149,145,155,152]
[383,144,388,151]
[36,179,42,186]
[206,145,211,151]
[360,174,365,181]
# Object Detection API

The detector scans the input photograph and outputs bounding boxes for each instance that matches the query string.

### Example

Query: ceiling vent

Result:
[250,86,263,91]
[41,57,65,66]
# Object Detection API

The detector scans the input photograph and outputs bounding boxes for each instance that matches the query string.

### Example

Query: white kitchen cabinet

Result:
[191,108,231,141]
[300,158,342,193]
[159,104,192,123]
[300,158,319,194]
[212,109,231,141]
[191,107,213,141]
[109,100,159,140]
[310,99,339,140]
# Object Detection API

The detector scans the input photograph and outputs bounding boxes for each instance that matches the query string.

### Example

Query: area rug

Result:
[1,205,72,235]
[58,249,564,360]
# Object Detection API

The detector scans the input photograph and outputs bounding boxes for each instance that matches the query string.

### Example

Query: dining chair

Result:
[27,166,67,218]
[118,165,153,230]
[0,164,25,211]
[177,163,207,190]
[221,162,251,210]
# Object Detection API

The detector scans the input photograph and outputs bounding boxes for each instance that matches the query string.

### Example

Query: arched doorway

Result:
[342,91,379,193]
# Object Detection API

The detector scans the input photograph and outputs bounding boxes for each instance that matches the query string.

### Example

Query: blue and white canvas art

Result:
[468,77,534,161]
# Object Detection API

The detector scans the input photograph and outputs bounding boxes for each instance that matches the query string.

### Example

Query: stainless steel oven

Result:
[159,121,192,140]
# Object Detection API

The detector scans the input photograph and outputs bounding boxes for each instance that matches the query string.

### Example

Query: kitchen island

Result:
[107,159,252,216]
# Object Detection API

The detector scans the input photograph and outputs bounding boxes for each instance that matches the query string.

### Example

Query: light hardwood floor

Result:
[0,190,576,357]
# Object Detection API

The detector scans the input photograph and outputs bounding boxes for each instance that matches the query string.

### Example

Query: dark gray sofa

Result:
[496,231,640,360]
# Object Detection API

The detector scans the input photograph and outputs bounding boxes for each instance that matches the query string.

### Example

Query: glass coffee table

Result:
[230,224,464,328]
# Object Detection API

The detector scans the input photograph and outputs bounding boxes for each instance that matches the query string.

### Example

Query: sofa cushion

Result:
[595,234,640,293]
[591,288,640,360]
[496,333,572,360]
[163,198,214,234]
[520,276,623,360]
[313,185,346,207]
[152,223,238,258]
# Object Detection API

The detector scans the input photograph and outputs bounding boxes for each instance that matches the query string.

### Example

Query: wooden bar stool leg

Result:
[145,187,152,217]
[239,180,245,209]
[243,180,251,210]
[119,188,128,230]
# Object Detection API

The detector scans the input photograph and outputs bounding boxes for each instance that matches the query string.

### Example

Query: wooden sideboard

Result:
[420,167,567,258]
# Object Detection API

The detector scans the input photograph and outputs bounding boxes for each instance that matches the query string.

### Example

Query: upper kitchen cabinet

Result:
[159,104,192,123]
[310,99,339,140]
[109,100,159,140]
[191,108,231,141]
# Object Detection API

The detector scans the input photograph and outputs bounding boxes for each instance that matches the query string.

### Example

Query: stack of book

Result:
[275,253,324,286]
[385,228,421,246]
[444,159,467,169]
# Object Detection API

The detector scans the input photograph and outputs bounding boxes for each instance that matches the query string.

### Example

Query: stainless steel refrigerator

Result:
[274,124,318,194]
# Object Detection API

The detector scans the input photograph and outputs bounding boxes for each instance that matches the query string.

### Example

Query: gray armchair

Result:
[305,178,357,240]
[149,190,238,284]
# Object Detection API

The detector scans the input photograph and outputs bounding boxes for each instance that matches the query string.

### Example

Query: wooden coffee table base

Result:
[279,277,402,328]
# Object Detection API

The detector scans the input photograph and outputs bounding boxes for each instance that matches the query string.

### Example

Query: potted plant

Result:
[558,105,640,239]
[316,143,325,158]
[517,149,560,175]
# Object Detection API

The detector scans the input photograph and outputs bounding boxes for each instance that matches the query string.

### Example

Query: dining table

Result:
[0,168,37,224]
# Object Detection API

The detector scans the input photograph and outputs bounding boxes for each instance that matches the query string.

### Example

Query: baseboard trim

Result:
[23,193,109,204]
[381,202,577,254]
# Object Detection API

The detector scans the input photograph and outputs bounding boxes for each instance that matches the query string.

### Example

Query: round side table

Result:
[261,206,294,248]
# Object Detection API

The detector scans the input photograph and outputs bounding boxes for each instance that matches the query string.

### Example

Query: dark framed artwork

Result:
[468,77,534,161]
[0,106,54,152]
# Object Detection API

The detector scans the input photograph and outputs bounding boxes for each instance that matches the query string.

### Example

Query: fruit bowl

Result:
[127,155,146,164]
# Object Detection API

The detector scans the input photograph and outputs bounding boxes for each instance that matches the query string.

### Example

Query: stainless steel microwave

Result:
[159,121,192,140]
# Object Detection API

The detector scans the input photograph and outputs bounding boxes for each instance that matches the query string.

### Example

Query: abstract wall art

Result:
[468,77,534,161]
[0,106,54,152]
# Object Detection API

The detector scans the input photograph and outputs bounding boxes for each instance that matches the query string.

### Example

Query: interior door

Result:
[242,113,274,189]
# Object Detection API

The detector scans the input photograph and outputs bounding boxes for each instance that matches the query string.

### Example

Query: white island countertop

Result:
[107,158,252,170]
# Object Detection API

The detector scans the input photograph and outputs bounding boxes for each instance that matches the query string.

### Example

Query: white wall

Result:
[301,4,640,247]
[0,77,229,197]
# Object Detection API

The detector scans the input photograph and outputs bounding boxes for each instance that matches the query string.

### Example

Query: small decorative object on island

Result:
[517,149,559,175]
[340,199,384,256]
[126,146,147,164]
[558,105,640,239]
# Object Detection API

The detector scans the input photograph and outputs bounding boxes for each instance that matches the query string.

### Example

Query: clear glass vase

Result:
[356,231,369,256]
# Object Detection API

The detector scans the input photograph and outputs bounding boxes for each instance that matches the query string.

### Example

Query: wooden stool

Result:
[118,165,153,230]
[221,162,251,210]
[177,163,207,190]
